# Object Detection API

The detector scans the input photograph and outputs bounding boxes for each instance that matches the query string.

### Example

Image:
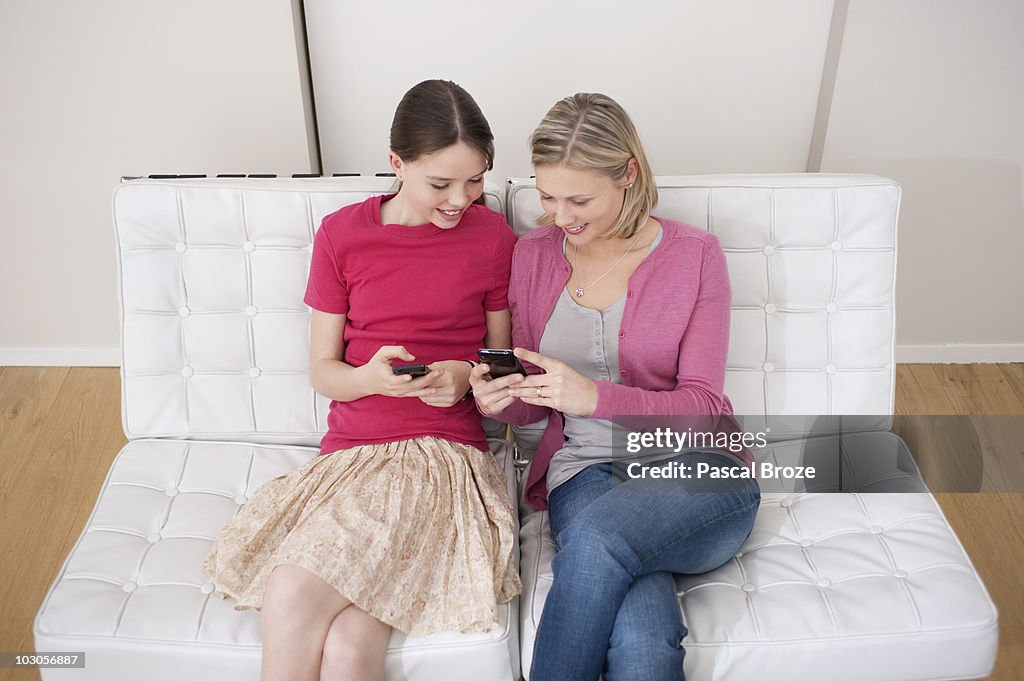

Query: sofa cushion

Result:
[519,434,999,680]
[113,177,507,446]
[35,438,520,681]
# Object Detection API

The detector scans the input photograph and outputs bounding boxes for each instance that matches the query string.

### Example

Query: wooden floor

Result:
[1,364,1022,680]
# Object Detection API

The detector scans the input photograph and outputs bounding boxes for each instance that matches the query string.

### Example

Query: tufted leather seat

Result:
[508,177,998,681]
[34,175,997,680]
[35,178,519,681]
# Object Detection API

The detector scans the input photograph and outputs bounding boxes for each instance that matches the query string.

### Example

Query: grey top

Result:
[540,230,668,492]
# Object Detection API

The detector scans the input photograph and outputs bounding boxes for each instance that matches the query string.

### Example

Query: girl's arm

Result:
[310,310,438,402]
[484,309,512,349]
[420,308,512,407]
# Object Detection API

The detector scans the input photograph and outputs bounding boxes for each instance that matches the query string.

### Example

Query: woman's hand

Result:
[354,345,440,398]
[417,360,474,408]
[507,348,599,417]
[470,362,526,416]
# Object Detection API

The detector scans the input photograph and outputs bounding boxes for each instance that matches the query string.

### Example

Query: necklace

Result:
[571,224,648,298]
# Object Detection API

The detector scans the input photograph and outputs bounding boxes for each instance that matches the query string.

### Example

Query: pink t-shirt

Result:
[304,194,516,455]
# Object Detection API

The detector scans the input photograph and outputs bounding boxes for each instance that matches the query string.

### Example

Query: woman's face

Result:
[391,141,487,228]
[534,163,632,245]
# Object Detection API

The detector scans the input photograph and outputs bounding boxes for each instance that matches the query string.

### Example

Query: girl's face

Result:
[534,163,634,246]
[390,142,487,228]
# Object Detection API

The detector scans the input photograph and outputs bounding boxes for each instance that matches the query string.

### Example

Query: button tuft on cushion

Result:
[147,533,161,543]
[871,525,884,535]
[894,569,909,579]
[742,584,756,593]
[826,302,839,313]
[762,362,775,373]
[244,241,256,252]
[800,539,813,548]
[831,241,843,252]
[123,582,137,593]
[779,497,793,508]
[817,578,832,588]
[166,488,178,497]
[764,303,776,314]
[201,583,215,594]
[181,367,194,378]
[762,245,775,256]
[826,364,837,375]
[174,242,187,253]
[246,305,259,317]
[178,306,190,317]
[248,367,261,378]
[234,495,247,505]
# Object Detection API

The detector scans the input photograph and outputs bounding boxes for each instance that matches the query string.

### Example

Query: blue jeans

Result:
[530,451,761,681]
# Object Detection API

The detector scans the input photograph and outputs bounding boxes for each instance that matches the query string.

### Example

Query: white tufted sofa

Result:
[34,175,998,681]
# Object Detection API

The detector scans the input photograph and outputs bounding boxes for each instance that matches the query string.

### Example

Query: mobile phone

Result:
[476,348,528,378]
[392,363,429,378]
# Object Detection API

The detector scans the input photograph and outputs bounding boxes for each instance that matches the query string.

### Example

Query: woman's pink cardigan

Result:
[496,217,751,511]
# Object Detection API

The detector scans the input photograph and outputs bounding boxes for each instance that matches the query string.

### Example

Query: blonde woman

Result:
[470,93,761,681]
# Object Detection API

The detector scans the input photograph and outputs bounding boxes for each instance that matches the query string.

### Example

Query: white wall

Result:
[2,0,1022,364]
[0,0,314,365]
[305,0,1024,361]
[820,0,1024,361]
[305,0,835,181]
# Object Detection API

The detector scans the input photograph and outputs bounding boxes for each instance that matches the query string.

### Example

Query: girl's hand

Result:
[418,360,473,408]
[507,348,599,417]
[356,345,440,398]
[469,362,527,416]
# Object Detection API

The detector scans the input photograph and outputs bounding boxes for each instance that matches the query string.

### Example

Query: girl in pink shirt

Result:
[205,80,520,681]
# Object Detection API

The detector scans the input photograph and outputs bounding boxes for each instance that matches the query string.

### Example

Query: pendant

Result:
[574,288,585,298]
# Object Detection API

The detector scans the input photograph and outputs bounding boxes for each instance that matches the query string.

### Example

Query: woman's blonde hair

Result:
[529,93,657,239]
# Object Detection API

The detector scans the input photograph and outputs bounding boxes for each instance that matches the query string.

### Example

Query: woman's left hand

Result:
[418,360,472,407]
[507,348,599,417]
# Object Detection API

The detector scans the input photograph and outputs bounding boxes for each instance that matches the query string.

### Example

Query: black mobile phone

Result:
[392,363,429,378]
[476,348,528,378]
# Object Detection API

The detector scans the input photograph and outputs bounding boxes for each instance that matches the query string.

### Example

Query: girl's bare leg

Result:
[320,605,392,681]
[259,565,352,681]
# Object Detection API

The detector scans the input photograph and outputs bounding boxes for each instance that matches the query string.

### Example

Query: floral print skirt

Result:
[202,436,521,635]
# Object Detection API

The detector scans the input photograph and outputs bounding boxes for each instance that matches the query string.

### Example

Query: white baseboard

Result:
[896,343,1024,364]
[0,347,121,367]
[3,345,1021,368]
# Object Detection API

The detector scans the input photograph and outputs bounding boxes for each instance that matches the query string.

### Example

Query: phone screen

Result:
[476,349,527,378]
[392,363,429,378]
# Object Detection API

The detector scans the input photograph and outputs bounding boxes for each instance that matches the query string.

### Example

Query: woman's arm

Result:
[511,236,733,419]
[475,309,551,425]
[590,237,733,418]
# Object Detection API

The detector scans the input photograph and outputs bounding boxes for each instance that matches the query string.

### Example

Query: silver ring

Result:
[536,387,543,398]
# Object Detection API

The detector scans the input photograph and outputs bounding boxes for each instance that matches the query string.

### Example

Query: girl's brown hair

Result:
[390,79,494,171]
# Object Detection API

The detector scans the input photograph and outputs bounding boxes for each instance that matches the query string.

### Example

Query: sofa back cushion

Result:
[507,174,900,418]
[114,174,899,444]
[114,177,504,444]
